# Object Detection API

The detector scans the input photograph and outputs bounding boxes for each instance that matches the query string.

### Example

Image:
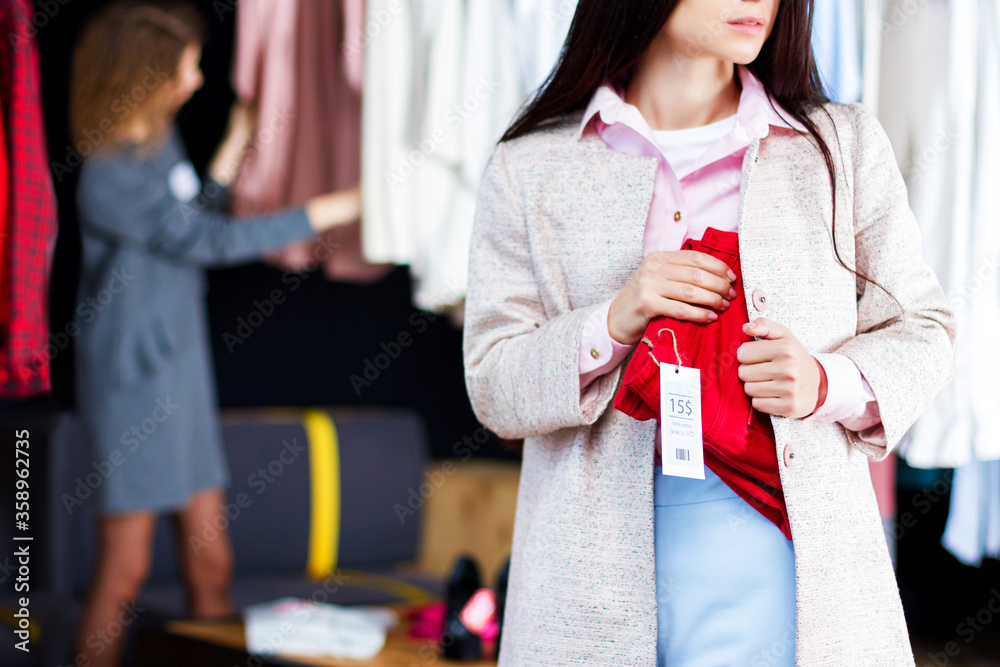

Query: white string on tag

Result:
[644,325,705,479]
[643,327,683,374]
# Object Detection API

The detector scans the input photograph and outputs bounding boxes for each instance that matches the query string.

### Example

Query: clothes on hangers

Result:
[511,0,577,100]
[881,0,1000,467]
[942,460,1000,566]
[232,0,389,282]
[360,0,418,276]
[859,0,883,112]
[0,96,9,333]
[811,0,863,104]
[361,0,539,312]
[809,0,883,109]
[0,0,58,398]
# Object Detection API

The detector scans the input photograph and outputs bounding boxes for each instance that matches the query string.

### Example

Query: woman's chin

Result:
[710,42,766,67]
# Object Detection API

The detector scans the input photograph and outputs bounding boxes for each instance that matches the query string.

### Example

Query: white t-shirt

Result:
[652,114,738,180]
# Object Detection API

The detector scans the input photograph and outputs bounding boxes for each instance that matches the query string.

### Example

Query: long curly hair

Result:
[70,1,205,154]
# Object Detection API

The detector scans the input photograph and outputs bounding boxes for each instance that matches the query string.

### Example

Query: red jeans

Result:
[613,228,791,539]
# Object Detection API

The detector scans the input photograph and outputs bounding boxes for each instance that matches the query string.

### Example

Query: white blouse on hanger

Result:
[881,0,1000,468]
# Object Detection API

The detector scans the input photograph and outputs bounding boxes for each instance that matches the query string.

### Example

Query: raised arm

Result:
[77,156,359,268]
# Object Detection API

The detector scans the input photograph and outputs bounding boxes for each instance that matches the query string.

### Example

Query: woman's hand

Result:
[737,318,828,418]
[208,103,258,186]
[607,250,737,345]
[305,184,362,232]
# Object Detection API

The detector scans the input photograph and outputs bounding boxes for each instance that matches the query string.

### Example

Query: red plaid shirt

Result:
[0,83,8,332]
[0,0,58,397]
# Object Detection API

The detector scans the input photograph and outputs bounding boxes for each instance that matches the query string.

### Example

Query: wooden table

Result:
[135,605,498,667]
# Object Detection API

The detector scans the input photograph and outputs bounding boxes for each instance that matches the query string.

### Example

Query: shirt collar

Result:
[576,65,806,142]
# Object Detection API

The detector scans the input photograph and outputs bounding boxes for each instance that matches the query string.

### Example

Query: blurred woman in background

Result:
[70,3,359,665]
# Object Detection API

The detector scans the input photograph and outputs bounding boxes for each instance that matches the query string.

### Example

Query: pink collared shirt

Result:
[578,67,883,436]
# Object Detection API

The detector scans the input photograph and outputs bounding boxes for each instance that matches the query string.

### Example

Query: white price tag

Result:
[659,363,705,479]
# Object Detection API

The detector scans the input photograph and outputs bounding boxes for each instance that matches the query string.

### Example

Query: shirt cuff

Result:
[579,299,635,391]
[805,353,884,437]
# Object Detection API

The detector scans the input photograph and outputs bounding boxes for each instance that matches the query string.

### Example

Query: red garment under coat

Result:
[613,228,791,539]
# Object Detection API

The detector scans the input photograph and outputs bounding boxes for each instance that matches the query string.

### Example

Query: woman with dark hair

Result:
[464,0,954,664]
[70,3,360,665]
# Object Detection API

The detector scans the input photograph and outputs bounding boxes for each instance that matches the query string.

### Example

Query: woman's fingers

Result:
[737,359,782,383]
[743,318,791,340]
[736,339,790,366]
[750,397,787,416]
[661,249,736,281]
[742,379,785,398]
[657,254,735,297]
[659,275,732,311]
[613,249,738,335]
[641,261,734,306]
[652,295,720,323]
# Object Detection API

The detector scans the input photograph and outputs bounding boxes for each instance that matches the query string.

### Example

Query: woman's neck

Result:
[118,120,153,145]
[624,35,740,132]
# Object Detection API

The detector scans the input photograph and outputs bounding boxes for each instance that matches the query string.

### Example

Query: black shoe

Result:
[494,557,511,658]
[441,554,482,660]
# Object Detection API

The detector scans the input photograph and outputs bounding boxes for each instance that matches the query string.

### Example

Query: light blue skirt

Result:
[654,466,796,666]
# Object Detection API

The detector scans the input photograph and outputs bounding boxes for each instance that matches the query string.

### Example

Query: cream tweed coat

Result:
[463,102,955,666]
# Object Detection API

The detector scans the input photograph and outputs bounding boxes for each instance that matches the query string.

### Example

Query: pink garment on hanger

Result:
[232,0,389,282]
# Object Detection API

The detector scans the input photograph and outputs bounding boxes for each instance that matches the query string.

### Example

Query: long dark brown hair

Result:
[504,0,831,173]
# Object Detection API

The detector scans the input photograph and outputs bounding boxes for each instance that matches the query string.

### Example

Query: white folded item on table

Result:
[244,598,398,660]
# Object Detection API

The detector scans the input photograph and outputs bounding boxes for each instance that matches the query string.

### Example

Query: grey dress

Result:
[74,128,315,514]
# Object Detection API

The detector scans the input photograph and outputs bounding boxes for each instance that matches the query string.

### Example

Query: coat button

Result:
[751,289,768,312]
[783,444,796,467]
[673,211,682,222]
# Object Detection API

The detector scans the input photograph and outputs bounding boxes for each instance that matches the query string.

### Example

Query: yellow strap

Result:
[303,409,340,580]
[0,606,41,643]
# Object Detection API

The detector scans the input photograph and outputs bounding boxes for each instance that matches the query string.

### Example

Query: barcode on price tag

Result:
[660,364,705,479]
